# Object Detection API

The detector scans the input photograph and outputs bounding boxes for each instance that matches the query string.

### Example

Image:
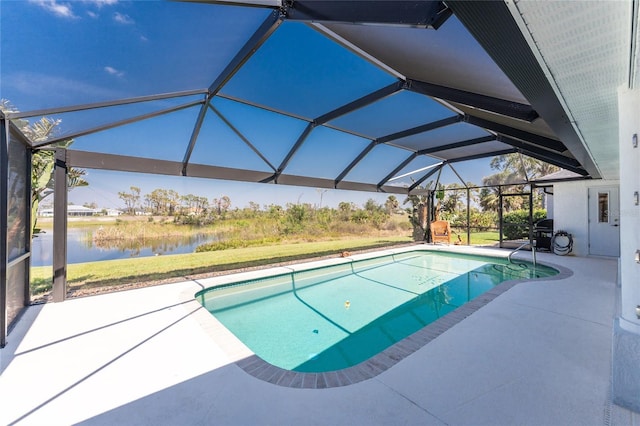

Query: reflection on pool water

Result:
[196,250,557,373]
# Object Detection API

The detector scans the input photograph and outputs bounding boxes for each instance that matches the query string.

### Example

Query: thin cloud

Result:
[4,71,128,104]
[104,66,125,78]
[29,0,77,19]
[86,10,98,18]
[113,12,134,25]
[391,181,413,190]
[84,0,119,7]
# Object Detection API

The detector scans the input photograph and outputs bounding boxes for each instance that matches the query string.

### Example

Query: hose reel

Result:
[551,230,573,256]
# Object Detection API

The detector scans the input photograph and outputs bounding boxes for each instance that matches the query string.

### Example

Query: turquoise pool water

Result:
[196,251,557,373]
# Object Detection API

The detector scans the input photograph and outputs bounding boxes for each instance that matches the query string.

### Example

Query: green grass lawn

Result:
[468,231,500,245]
[448,229,500,246]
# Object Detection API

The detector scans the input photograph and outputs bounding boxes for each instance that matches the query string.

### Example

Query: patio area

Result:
[0,246,637,426]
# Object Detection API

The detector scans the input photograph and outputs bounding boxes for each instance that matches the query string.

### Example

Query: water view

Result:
[31,227,220,266]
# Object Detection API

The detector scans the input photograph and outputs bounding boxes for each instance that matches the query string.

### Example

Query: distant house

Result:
[39,208,54,218]
[105,209,122,217]
[39,205,99,217]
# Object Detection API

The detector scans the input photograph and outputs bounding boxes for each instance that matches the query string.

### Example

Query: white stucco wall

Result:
[552,179,620,257]
[618,87,640,325]
[545,191,553,219]
[612,85,640,412]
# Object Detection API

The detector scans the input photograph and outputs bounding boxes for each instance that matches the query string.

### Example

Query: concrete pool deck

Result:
[1,245,638,425]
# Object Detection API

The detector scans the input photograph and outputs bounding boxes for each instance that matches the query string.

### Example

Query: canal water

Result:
[31,227,219,266]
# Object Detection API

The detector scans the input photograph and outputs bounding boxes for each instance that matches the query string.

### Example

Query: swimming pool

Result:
[196,250,558,374]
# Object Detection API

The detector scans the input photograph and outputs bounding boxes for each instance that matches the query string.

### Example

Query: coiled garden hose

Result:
[551,231,573,256]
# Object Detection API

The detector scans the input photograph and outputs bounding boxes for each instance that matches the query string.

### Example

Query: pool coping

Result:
[186,244,574,389]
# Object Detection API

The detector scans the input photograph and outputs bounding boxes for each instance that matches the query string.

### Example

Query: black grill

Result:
[534,219,554,251]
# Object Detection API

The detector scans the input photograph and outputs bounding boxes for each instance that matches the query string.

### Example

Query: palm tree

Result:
[478,187,499,212]
[404,192,429,241]
[1,100,88,235]
[488,153,559,183]
[384,195,399,215]
[441,183,465,214]
[403,180,436,241]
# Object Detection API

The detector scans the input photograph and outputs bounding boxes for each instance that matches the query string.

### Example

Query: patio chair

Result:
[430,220,451,244]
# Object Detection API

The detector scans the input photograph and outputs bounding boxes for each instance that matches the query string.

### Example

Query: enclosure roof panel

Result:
[451,103,558,142]
[322,17,529,104]
[391,123,491,152]
[1,2,270,111]
[429,140,512,161]
[327,90,455,139]
[3,0,617,195]
[220,21,398,119]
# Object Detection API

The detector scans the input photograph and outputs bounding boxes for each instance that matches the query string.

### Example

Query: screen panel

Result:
[211,97,309,168]
[3,128,31,343]
[344,144,412,184]
[6,262,28,331]
[221,22,397,119]
[23,95,204,144]
[7,133,29,260]
[323,17,528,103]
[1,2,270,110]
[328,90,455,139]
[69,106,202,161]
[385,155,443,188]
[285,126,371,179]
[392,122,492,152]
[190,112,275,172]
[430,140,510,161]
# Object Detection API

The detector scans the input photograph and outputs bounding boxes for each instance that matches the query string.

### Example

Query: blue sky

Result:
[2,0,496,210]
[1,0,268,108]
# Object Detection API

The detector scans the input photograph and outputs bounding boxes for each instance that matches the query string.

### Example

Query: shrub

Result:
[381,220,410,232]
[350,210,369,224]
[502,209,546,240]
[469,210,498,230]
[195,236,282,252]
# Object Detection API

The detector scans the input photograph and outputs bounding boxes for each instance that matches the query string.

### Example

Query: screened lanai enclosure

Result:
[1,0,623,346]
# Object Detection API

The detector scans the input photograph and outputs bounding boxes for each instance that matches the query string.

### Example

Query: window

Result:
[598,192,609,223]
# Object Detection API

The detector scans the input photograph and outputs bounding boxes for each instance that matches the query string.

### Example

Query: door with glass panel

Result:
[588,187,620,256]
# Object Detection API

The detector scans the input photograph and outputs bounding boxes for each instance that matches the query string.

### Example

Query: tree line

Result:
[118,186,232,218]
[117,186,405,229]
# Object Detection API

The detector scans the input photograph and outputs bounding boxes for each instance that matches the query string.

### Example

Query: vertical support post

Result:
[426,190,434,243]
[528,187,534,247]
[498,186,504,248]
[52,148,67,302]
[24,148,32,305]
[466,187,471,245]
[0,116,8,347]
